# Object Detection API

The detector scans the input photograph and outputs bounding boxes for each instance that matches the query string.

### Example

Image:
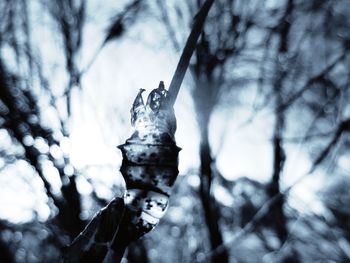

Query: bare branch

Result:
[279,52,348,112]
[309,118,350,173]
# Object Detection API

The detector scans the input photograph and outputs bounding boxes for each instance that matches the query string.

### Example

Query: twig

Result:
[64,1,216,262]
[167,0,215,107]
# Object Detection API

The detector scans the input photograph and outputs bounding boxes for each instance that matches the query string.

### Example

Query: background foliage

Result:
[1,0,350,262]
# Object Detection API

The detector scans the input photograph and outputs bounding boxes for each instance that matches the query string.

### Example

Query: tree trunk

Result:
[267,107,288,243]
[198,124,229,263]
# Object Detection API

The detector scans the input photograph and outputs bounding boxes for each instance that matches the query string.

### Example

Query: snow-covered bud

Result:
[118,81,180,237]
